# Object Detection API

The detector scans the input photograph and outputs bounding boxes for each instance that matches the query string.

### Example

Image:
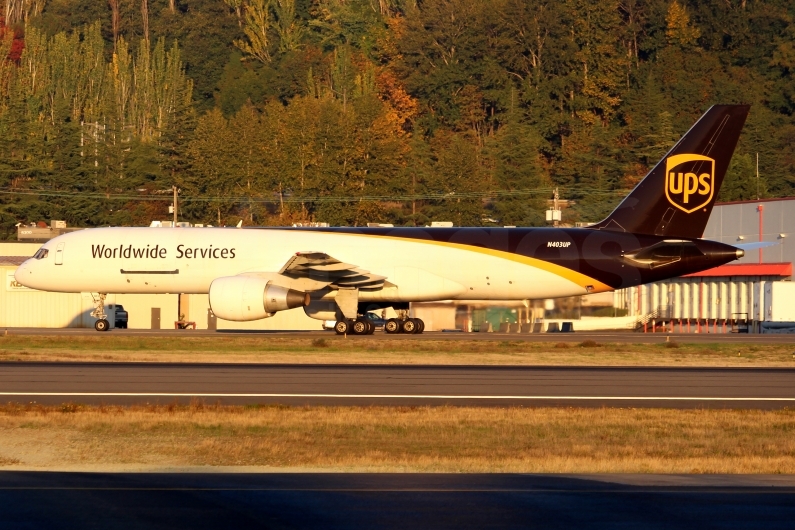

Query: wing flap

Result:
[279,252,386,291]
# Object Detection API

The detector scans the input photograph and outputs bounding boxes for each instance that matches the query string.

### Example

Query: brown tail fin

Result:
[590,105,750,239]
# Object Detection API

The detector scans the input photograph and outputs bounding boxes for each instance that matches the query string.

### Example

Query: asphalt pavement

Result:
[2,362,795,408]
[5,327,795,343]
[1,472,794,530]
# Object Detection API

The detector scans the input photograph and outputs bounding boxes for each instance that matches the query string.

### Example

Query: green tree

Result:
[719,153,767,203]
[487,100,548,226]
[665,0,700,48]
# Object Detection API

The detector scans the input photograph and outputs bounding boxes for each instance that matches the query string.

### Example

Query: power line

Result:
[0,187,628,204]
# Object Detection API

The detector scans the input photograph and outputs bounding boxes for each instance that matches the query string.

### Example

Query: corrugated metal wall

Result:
[115,293,179,329]
[1,267,89,327]
[616,276,789,321]
[614,199,794,323]
[704,199,794,265]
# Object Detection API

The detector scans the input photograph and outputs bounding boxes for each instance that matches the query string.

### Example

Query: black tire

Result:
[364,319,375,335]
[385,319,400,334]
[416,319,425,334]
[334,320,349,335]
[352,319,368,335]
[401,318,417,334]
[94,319,109,332]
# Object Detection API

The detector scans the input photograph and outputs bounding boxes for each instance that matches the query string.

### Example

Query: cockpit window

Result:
[34,249,49,260]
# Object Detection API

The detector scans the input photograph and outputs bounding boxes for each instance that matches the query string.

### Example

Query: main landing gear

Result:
[334,316,425,335]
[91,293,111,332]
[385,317,424,334]
[334,317,376,336]
[385,308,424,334]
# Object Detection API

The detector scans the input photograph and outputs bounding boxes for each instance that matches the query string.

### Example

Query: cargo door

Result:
[121,233,178,292]
[54,242,65,265]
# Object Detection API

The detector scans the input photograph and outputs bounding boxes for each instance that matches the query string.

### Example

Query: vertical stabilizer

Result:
[590,105,750,238]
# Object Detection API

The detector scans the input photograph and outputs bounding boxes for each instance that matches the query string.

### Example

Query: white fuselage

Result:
[15,227,606,303]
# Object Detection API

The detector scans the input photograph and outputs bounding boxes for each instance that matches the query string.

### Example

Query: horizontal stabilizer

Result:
[731,241,779,251]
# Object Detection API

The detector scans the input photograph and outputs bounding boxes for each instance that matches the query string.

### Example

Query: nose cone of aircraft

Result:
[14,260,33,288]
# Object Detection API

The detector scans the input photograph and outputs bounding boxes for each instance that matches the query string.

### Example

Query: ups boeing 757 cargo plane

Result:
[16,105,759,333]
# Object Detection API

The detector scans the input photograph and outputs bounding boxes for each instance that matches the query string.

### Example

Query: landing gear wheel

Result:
[352,319,369,335]
[401,318,417,334]
[90,293,109,331]
[334,320,350,335]
[364,319,375,335]
[385,319,401,334]
[416,319,425,334]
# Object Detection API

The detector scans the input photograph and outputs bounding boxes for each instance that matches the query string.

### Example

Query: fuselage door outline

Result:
[54,242,65,265]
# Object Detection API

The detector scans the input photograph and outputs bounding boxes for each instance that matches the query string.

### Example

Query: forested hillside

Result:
[0,0,793,236]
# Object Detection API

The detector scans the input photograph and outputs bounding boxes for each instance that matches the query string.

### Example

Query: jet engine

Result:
[209,276,309,321]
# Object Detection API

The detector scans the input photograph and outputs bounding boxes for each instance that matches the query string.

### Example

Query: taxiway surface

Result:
[5,327,795,343]
[2,363,795,408]
[2,472,794,529]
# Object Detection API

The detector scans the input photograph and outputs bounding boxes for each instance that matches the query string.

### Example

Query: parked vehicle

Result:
[114,304,128,329]
[366,312,386,331]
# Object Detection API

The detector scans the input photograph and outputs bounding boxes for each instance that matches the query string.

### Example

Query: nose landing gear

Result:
[91,293,111,332]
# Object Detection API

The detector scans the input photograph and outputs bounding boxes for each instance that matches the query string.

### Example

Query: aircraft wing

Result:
[279,252,386,290]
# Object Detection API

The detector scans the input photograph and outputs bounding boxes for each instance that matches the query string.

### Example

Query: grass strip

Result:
[1,403,794,473]
[0,335,793,366]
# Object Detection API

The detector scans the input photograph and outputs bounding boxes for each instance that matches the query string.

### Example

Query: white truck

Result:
[762,282,795,333]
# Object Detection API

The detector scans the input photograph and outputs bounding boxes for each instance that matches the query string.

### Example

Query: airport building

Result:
[613,197,794,332]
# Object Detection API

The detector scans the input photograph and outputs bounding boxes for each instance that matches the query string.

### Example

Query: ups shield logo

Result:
[665,153,715,214]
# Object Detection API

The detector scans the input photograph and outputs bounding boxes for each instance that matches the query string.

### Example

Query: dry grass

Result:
[0,335,793,366]
[1,403,794,473]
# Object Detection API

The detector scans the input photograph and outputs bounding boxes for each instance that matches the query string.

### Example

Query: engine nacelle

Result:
[303,300,339,321]
[209,276,309,321]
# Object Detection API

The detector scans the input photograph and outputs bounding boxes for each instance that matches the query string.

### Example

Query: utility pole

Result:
[172,186,178,226]
[756,153,759,200]
[553,188,559,227]
[545,188,562,227]
[757,204,764,264]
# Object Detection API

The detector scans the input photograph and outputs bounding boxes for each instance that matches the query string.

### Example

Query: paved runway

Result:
[1,472,794,529]
[6,326,795,343]
[2,362,795,407]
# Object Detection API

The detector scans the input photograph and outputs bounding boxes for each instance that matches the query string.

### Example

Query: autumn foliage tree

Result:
[0,0,793,237]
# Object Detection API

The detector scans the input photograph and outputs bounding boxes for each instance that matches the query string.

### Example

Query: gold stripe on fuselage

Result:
[315,230,613,294]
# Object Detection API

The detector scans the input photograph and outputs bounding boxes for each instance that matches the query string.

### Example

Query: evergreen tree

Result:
[719,153,766,203]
